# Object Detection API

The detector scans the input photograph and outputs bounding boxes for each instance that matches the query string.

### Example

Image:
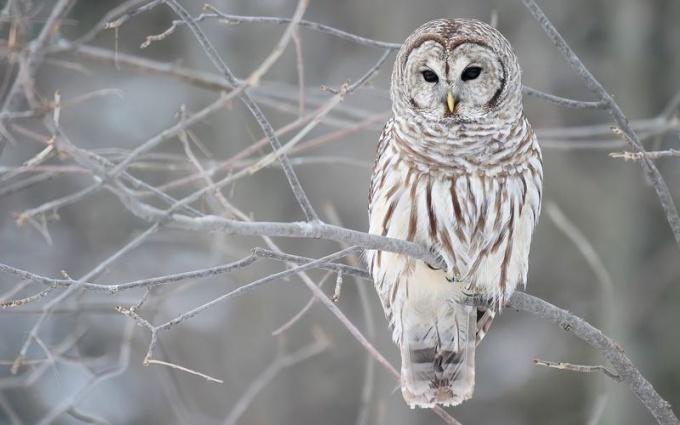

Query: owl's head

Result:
[391,19,522,123]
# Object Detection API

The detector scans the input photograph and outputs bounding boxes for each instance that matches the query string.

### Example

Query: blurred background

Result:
[1,0,679,424]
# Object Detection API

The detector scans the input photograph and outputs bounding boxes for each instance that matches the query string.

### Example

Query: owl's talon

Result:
[455,290,494,309]
[445,266,462,283]
[426,248,447,272]
[426,262,441,271]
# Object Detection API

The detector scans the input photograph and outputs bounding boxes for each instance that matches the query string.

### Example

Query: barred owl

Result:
[366,19,543,408]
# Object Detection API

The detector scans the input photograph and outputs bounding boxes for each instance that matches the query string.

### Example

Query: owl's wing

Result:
[368,117,395,212]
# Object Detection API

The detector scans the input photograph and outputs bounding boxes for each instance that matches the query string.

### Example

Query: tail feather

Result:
[400,304,477,408]
[476,308,496,346]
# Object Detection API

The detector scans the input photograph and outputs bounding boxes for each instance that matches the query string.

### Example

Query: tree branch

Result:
[521,0,680,249]
[509,292,679,425]
[164,0,319,222]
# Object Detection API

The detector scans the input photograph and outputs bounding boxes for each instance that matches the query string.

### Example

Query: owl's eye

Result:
[461,66,482,81]
[421,70,439,83]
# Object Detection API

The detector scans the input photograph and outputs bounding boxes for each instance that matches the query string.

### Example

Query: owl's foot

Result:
[454,288,494,309]
[426,262,441,271]
[445,266,462,283]
[425,248,446,272]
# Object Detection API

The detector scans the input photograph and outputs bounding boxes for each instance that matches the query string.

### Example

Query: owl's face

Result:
[392,19,522,123]
[402,41,504,121]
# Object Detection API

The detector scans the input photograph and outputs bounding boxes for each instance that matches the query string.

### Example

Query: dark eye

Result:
[461,66,482,81]
[421,70,439,83]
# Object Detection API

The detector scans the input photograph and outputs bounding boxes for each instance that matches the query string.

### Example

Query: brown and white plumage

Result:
[366,19,543,408]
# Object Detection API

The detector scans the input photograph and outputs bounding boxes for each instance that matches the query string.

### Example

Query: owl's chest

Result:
[370,141,539,278]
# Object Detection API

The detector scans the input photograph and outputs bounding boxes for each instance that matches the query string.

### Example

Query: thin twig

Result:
[66,408,108,425]
[35,321,136,425]
[248,83,348,174]
[155,247,360,332]
[10,224,159,373]
[523,86,606,110]
[0,255,258,294]
[270,271,334,336]
[222,330,329,425]
[103,0,162,30]
[0,287,54,307]
[534,358,621,382]
[610,148,680,161]
[245,0,309,86]
[201,6,401,50]
[108,92,236,177]
[292,26,305,116]
[546,202,616,421]
[16,182,102,225]
[67,0,156,48]
[522,0,680,248]
[144,359,223,384]
[546,202,614,330]
[1,0,76,113]
[510,292,679,425]
[164,0,319,222]
[323,204,377,425]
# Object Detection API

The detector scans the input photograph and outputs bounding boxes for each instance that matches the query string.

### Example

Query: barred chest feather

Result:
[367,117,543,321]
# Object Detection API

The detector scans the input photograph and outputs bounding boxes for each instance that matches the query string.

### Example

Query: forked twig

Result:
[222,330,329,425]
[164,0,319,222]
[522,0,680,249]
[510,292,679,425]
[534,358,621,382]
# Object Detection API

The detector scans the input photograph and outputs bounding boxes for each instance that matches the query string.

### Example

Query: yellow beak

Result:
[446,91,455,113]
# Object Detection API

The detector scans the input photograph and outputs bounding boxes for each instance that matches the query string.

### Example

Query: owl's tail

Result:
[399,302,477,408]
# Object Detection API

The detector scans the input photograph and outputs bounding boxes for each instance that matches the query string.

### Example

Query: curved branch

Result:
[509,292,679,425]
[521,0,680,249]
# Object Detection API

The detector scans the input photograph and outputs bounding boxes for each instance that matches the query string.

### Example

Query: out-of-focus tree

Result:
[1,1,679,424]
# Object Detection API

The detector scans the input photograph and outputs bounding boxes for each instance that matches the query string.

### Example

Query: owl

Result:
[366,19,543,408]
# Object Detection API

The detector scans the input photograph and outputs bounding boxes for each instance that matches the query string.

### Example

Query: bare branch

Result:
[1,3,677,424]
[510,292,679,425]
[155,247,360,332]
[534,358,621,382]
[522,0,680,248]
[270,271,334,336]
[0,287,55,307]
[0,255,258,294]
[164,214,442,266]
[253,248,370,280]
[222,330,329,425]
[201,6,401,50]
[103,0,163,31]
[10,224,159,373]
[35,321,136,425]
[1,0,76,112]
[523,86,606,110]
[144,359,223,384]
[609,149,680,161]
[245,0,309,87]
[164,0,319,222]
